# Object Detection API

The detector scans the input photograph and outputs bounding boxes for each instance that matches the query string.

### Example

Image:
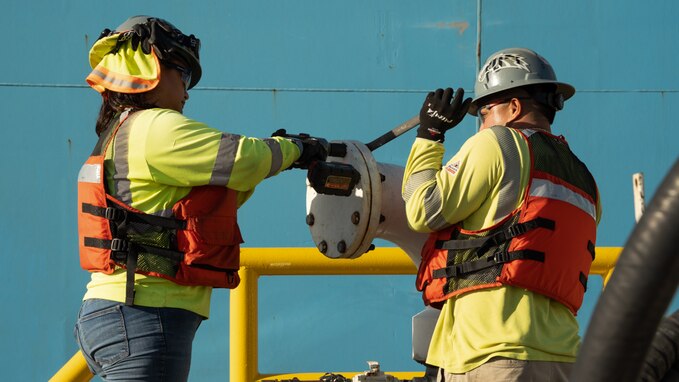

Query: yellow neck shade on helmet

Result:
[86,16,201,94]
[86,34,161,94]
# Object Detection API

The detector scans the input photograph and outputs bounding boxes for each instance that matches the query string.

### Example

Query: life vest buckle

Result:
[492,251,512,264]
[105,207,127,222]
[110,238,129,252]
[506,223,529,238]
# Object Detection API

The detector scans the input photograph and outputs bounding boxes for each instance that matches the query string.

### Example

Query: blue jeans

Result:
[74,299,203,382]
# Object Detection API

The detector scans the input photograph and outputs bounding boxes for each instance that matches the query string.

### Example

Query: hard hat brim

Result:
[467,80,575,116]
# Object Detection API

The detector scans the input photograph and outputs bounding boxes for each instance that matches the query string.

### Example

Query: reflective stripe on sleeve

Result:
[403,169,436,203]
[423,184,448,231]
[403,169,448,230]
[209,133,241,186]
[403,168,448,230]
[530,178,597,220]
[263,138,283,178]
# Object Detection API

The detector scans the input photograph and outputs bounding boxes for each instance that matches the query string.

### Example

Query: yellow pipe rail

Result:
[51,246,621,382]
[590,247,619,286]
[231,246,622,382]
[231,247,419,382]
[49,351,92,382]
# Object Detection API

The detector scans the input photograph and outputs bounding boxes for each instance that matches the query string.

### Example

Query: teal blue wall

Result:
[1,1,677,380]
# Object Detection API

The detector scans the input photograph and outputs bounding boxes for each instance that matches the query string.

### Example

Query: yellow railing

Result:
[231,246,622,382]
[51,246,622,382]
[50,351,93,382]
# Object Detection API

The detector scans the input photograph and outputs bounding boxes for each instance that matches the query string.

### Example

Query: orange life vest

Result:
[416,129,598,315]
[77,110,243,305]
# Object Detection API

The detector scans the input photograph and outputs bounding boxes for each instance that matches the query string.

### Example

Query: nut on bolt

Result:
[337,240,346,253]
[306,213,315,226]
[318,240,328,254]
[351,211,360,225]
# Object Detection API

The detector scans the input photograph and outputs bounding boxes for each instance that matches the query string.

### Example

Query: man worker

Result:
[402,48,601,381]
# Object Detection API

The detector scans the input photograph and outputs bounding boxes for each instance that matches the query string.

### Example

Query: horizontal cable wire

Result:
[1,82,678,94]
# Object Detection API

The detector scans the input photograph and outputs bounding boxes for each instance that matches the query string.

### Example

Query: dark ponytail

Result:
[95,92,156,136]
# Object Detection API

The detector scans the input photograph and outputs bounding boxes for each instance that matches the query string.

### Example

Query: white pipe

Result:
[633,172,645,223]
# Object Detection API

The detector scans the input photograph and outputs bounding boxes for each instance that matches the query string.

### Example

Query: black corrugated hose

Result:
[570,157,679,382]
[639,309,679,381]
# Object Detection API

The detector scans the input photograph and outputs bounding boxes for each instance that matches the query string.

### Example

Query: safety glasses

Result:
[477,97,530,123]
[162,61,192,91]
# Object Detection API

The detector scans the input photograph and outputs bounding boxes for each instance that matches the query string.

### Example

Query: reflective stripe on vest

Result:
[530,176,596,221]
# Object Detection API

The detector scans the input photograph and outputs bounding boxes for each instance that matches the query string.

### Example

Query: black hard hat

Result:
[110,15,202,89]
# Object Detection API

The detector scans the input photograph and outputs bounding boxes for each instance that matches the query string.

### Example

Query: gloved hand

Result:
[129,23,153,54]
[417,88,471,142]
[295,137,330,169]
[111,24,152,55]
[272,129,329,170]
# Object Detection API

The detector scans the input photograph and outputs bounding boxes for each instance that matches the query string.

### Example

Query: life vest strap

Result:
[81,203,187,230]
[435,218,555,250]
[125,244,138,306]
[432,250,545,279]
[83,237,185,263]
[83,237,185,306]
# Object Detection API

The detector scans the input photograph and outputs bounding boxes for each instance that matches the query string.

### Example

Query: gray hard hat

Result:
[468,48,575,115]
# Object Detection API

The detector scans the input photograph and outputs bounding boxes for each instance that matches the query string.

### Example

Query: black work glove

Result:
[417,88,471,142]
[111,24,152,55]
[295,137,329,169]
[129,23,153,54]
[272,129,329,170]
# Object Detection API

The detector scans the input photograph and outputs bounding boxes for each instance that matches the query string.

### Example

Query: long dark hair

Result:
[95,91,156,136]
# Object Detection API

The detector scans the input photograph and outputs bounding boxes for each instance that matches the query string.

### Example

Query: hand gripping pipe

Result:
[570,157,679,382]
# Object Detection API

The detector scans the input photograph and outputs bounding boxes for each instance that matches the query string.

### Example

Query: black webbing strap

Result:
[587,240,596,260]
[81,203,186,230]
[126,244,138,306]
[579,272,588,292]
[84,237,127,251]
[83,238,185,263]
[84,237,185,306]
[435,218,555,250]
[432,250,545,279]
